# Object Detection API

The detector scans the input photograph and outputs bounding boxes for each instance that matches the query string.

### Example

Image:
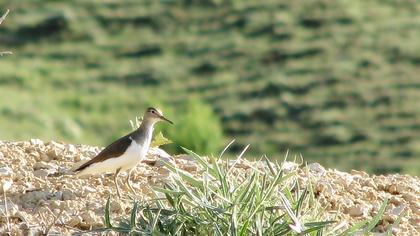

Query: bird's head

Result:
[144,107,173,124]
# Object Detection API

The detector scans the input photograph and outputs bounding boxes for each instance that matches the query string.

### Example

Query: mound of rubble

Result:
[0,140,419,235]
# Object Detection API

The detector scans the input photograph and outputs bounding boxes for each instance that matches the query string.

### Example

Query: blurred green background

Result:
[0,0,419,175]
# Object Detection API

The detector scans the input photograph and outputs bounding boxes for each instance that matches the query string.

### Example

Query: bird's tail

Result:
[70,159,90,176]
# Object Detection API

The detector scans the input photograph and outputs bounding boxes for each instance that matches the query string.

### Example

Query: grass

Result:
[93,145,394,235]
[98,146,334,235]
[0,1,419,174]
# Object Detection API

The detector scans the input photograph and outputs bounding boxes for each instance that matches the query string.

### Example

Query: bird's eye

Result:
[151,110,155,113]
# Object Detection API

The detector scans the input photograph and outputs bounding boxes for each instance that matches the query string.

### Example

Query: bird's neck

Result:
[131,120,155,146]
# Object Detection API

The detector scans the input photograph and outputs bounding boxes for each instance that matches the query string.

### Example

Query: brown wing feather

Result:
[74,133,133,172]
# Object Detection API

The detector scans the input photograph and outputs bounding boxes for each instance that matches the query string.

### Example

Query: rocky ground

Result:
[0,140,419,235]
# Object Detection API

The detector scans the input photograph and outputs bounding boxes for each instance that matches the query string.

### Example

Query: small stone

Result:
[66,144,77,155]
[0,200,18,217]
[61,189,75,201]
[390,196,403,205]
[155,156,176,167]
[350,170,369,178]
[390,204,406,216]
[396,185,407,194]
[18,222,30,231]
[307,163,326,175]
[348,204,366,217]
[1,179,13,193]
[148,147,172,159]
[402,193,417,202]
[48,141,65,150]
[21,191,51,208]
[47,149,60,159]
[176,154,195,162]
[157,167,170,175]
[33,161,57,170]
[66,215,82,227]
[30,139,44,146]
[110,201,123,213]
[281,161,299,173]
[82,186,97,194]
[0,166,13,177]
[387,185,398,194]
[81,211,96,224]
[383,214,396,224]
[33,169,50,178]
[182,163,198,172]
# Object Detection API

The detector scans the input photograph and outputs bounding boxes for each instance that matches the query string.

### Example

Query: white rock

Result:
[30,139,44,146]
[176,154,195,162]
[148,147,172,159]
[66,144,77,155]
[33,169,51,178]
[390,204,406,216]
[348,204,368,217]
[61,189,75,201]
[307,163,326,175]
[81,211,96,224]
[33,162,57,170]
[182,163,198,172]
[1,179,13,193]
[281,161,299,173]
[66,215,82,227]
[0,166,13,177]
[21,191,51,208]
[82,186,97,194]
[0,200,18,217]
[48,141,65,150]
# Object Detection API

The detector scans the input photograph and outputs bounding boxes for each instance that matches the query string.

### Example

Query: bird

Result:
[73,107,173,198]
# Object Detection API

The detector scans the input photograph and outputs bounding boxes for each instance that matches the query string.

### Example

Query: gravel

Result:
[0,140,419,235]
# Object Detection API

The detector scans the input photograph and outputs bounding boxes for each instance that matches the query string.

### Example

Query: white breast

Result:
[76,139,148,176]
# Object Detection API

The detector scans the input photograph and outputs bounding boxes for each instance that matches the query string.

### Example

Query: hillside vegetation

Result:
[0,1,419,174]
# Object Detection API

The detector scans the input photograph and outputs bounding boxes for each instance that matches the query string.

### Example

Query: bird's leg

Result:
[114,168,122,198]
[126,169,136,195]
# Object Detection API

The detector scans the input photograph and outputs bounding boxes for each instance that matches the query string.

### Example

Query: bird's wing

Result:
[74,133,133,172]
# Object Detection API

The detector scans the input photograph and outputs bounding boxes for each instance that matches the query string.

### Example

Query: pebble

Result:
[61,189,75,201]
[110,201,123,213]
[350,170,369,178]
[33,169,51,178]
[348,204,367,217]
[281,161,299,173]
[0,166,13,177]
[21,191,51,208]
[81,211,96,224]
[66,144,77,155]
[182,163,198,172]
[33,161,57,170]
[30,139,44,146]
[83,186,97,194]
[307,163,326,175]
[47,149,60,160]
[0,140,419,235]
[1,179,13,193]
[387,184,398,194]
[0,200,18,217]
[66,215,82,227]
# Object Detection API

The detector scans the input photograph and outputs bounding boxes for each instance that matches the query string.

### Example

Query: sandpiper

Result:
[73,107,172,198]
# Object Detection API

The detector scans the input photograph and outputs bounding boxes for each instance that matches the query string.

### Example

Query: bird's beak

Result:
[160,115,173,124]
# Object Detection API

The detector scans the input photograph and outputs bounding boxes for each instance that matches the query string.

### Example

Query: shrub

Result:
[98,147,335,235]
[163,99,224,155]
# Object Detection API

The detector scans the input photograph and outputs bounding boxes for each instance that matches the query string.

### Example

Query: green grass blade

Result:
[364,198,388,233]
[295,188,308,217]
[104,196,112,229]
[129,201,138,229]
[338,220,368,236]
